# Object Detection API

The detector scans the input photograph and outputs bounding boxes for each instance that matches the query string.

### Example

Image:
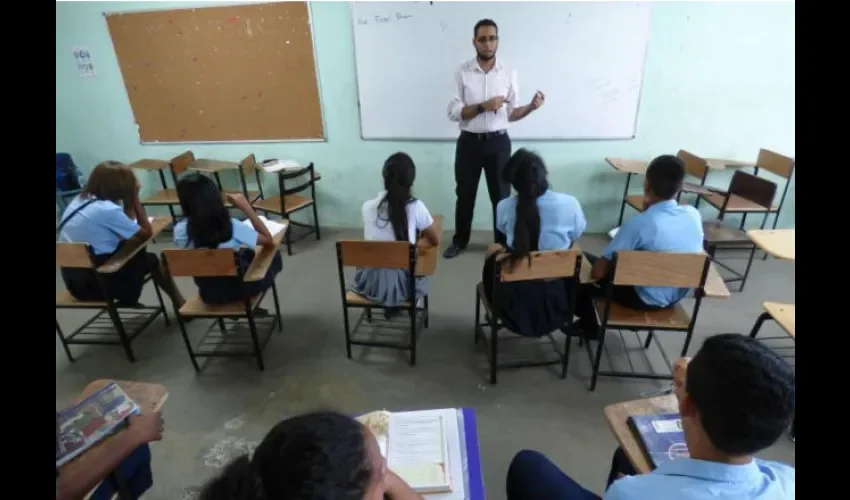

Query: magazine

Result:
[56,382,141,467]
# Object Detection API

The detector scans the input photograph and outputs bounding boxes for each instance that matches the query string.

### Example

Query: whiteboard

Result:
[351,2,652,140]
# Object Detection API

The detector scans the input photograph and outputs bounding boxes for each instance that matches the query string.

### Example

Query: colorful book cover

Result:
[628,412,689,468]
[56,382,140,467]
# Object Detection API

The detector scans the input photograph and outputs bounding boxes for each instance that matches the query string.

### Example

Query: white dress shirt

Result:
[447,58,519,134]
[362,190,434,244]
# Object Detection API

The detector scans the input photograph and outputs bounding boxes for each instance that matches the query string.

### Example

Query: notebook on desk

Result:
[240,216,287,238]
[358,408,467,498]
[628,412,689,469]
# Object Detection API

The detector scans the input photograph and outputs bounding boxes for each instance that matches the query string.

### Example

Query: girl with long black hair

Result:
[482,148,587,337]
[173,173,282,306]
[351,153,440,308]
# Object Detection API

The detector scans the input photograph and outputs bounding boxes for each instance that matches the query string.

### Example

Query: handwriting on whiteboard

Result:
[357,12,413,26]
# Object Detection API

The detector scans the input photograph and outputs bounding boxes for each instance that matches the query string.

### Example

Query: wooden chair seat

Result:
[345,290,417,308]
[702,220,750,245]
[625,195,687,211]
[763,301,795,339]
[702,192,778,212]
[179,294,262,317]
[593,298,691,329]
[56,290,107,308]
[141,189,179,205]
[253,194,314,214]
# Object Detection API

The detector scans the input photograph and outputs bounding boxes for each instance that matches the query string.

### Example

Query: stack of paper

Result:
[240,215,288,237]
[359,409,465,498]
[260,159,303,173]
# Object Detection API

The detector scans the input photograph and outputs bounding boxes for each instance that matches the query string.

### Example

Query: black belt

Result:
[461,129,507,141]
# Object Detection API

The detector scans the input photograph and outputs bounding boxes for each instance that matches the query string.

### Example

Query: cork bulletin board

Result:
[105,1,325,143]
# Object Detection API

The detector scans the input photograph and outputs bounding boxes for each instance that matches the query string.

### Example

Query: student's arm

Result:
[132,186,153,236]
[102,197,150,243]
[414,202,440,247]
[57,412,164,500]
[571,198,588,241]
[225,193,274,246]
[385,470,425,500]
[592,221,641,281]
[495,199,511,245]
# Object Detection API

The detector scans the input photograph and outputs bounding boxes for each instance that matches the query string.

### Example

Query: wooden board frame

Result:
[105,1,327,144]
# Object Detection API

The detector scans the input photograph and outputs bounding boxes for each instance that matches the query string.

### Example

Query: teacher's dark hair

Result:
[474,19,497,36]
[503,149,549,266]
[379,152,417,242]
[175,173,233,249]
[198,411,374,500]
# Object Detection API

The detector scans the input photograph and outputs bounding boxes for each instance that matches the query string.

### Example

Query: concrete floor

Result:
[56,229,795,500]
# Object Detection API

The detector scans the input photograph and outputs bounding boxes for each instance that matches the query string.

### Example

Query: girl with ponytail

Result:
[351,153,440,312]
[198,411,423,500]
[482,149,587,337]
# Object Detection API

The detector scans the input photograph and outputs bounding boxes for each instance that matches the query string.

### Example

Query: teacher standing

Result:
[443,18,545,259]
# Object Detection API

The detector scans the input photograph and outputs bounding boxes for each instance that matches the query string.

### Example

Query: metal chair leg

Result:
[56,319,75,362]
[749,312,772,339]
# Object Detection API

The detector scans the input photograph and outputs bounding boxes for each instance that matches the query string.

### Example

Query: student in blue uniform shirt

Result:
[506,333,796,500]
[173,173,282,307]
[482,148,586,337]
[573,154,704,334]
[58,161,186,308]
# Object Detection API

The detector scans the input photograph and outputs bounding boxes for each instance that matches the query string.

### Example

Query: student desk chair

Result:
[335,240,430,366]
[253,162,322,256]
[475,249,583,385]
[55,217,172,363]
[746,228,795,440]
[161,227,286,372]
[699,149,794,232]
[568,251,712,392]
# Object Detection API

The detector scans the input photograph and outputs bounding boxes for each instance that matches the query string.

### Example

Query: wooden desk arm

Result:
[414,215,443,277]
[244,229,286,282]
[97,217,170,274]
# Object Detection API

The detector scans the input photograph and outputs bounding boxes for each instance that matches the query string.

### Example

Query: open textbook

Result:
[240,215,288,238]
[358,408,466,497]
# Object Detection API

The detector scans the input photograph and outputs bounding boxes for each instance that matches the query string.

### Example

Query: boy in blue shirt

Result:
[506,333,796,500]
[574,154,704,334]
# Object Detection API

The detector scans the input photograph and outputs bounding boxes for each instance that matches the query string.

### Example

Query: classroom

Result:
[56,1,795,499]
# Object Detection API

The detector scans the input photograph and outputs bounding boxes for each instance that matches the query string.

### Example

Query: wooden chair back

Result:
[499,249,582,283]
[677,149,709,181]
[56,242,95,269]
[612,251,709,289]
[162,248,238,277]
[239,153,258,176]
[756,148,794,179]
[336,241,414,270]
[170,150,196,175]
[280,162,317,197]
[727,170,777,209]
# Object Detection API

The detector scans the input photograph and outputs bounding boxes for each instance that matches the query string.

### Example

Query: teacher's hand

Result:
[530,91,545,110]
[482,95,506,111]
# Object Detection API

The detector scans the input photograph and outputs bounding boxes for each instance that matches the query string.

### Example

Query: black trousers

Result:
[575,254,662,332]
[506,447,637,500]
[452,130,512,247]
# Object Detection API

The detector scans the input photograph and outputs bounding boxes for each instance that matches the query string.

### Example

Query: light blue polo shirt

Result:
[58,196,140,255]
[605,457,795,500]
[173,218,258,249]
[603,200,704,307]
[496,189,587,250]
